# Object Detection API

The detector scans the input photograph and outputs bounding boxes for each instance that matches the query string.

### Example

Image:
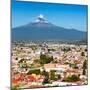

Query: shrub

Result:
[50,70,57,80]
[64,75,80,82]
[27,69,41,75]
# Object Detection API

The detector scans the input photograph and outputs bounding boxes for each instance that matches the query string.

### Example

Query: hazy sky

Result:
[12,0,87,31]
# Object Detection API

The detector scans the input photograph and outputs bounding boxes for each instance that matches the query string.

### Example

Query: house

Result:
[65,69,81,77]
[44,64,69,73]
[26,75,36,82]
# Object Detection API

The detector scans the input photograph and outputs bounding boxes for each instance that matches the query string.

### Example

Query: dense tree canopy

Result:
[64,75,80,82]
[40,54,53,64]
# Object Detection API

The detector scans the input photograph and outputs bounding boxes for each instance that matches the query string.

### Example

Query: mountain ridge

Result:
[12,14,86,41]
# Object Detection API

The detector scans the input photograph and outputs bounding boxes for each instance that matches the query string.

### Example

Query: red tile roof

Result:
[27,75,36,81]
[65,69,79,73]
[12,79,19,84]
[69,81,82,85]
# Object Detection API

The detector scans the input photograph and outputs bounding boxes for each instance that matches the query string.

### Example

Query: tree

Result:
[64,75,80,82]
[73,64,78,69]
[15,57,18,60]
[39,54,53,64]
[41,70,49,77]
[83,60,87,75]
[42,70,49,84]
[11,86,21,90]
[50,70,57,80]
[57,74,61,79]
[27,69,41,75]
[62,47,71,52]
[81,52,85,56]
[43,76,49,84]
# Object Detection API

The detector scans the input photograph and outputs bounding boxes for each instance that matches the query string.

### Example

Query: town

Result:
[11,41,88,89]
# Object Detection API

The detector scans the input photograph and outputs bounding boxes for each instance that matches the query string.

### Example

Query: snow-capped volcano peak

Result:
[35,14,48,23]
[38,14,44,19]
[26,14,54,27]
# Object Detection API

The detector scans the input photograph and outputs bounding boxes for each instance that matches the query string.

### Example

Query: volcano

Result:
[12,14,86,41]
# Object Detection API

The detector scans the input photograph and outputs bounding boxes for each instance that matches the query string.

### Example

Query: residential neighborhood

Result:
[11,42,88,89]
